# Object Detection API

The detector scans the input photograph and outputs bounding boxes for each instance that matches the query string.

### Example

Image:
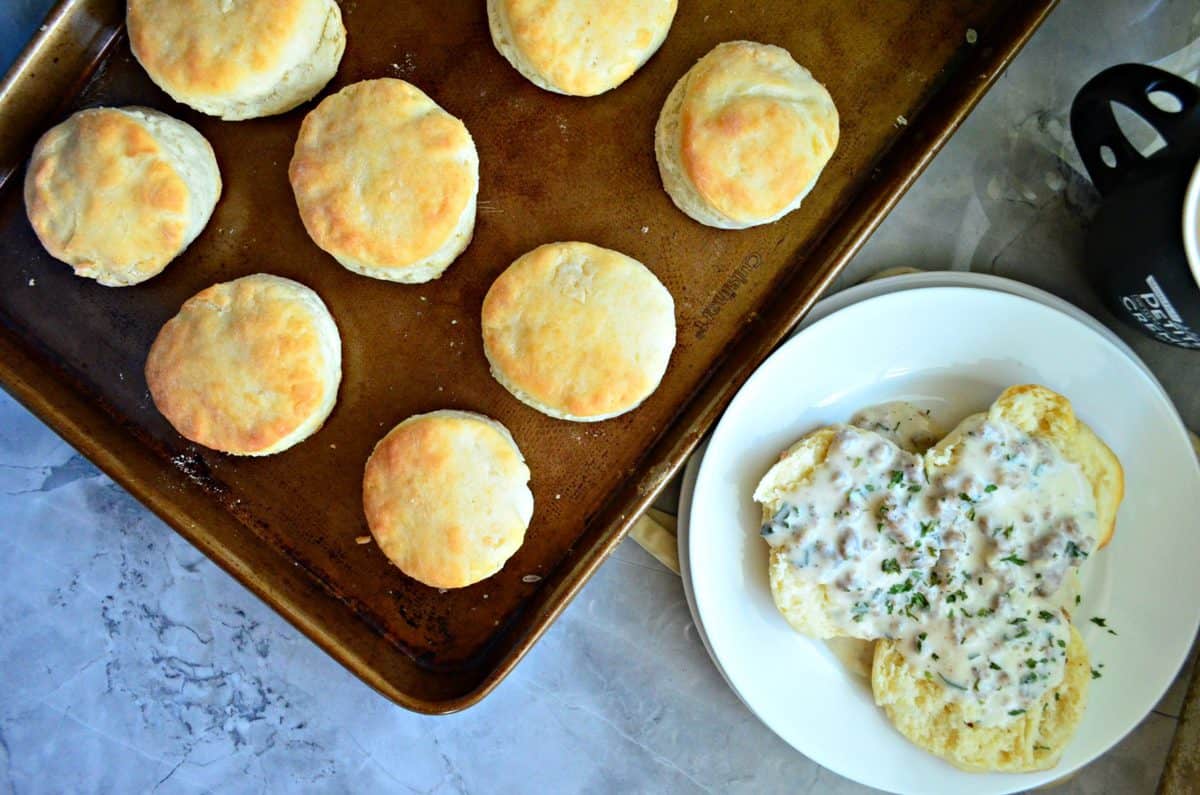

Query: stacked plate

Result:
[676,272,1200,794]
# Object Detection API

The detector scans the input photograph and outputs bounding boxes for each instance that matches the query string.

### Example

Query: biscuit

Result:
[487,0,677,96]
[655,41,839,229]
[145,274,342,456]
[481,242,676,422]
[24,107,221,286]
[872,624,1090,772]
[289,79,478,283]
[127,0,345,121]
[927,384,1123,548]
[362,410,533,589]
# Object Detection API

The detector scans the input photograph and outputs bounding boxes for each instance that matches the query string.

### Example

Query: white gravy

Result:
[761,412,1098,726]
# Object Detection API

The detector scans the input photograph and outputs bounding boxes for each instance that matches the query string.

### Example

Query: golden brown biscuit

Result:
[127,0,345,121]
[655,41,839,229]
[362,410,533,589]
[873,624,1090,772]
[487,0,677,96]
[23,107,221,286]
[145,274,341,456]
[481,242,676,421]
[289,79,479,283]
[928,384,1123,549]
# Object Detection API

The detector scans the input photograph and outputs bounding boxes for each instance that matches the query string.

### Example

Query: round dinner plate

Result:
[684,282,1200,794]
[678,271,1161,685]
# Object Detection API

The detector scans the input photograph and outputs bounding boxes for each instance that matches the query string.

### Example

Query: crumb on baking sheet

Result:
[896,115,908,127]
[27,278,36,286]
[522,574,542,583]
[355,535,372,545]
[966,28,978,44]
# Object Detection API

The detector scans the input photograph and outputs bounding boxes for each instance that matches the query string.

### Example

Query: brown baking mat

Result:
[0,0,1056,711]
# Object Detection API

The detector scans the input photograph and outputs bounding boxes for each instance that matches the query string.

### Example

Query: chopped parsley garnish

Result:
[1000,554,1027,566]
[1020,672,1038,685]
[1013,626,1030,639]
[889,470,904,487]
[916,632,927,651]
[1090,616,1109,628]
[946,589,967,604]
[919,521,934,537]
[1091,668,1102,680]
[938,673,967,691]
[988,661,1001,671]
[1075,594,1081,605]
[852,457,863,467]
[1057,639,1066,648]
[958,492,974,503]
[1038,610,1056,621]
[975,607,993,618]
[909,592,930,610]
[1008,709,1025,716]
[907,484,922,493]
[1025,658,1038,669]
[1009,617,1027,624]
[1065,541,1089,559]
[888,579,914,595]
[966,508,976,521]
[984,484,998,493]
[881,558,901,575]
[851,602,869,622]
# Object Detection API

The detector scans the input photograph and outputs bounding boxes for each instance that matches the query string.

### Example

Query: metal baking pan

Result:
[0,0,1056,712]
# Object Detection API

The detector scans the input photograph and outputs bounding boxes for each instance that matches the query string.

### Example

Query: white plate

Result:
[685,285,1200,794]
[677,272,1160,683]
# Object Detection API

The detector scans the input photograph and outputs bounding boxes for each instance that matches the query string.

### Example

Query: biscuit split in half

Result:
[481,241,676,422]
[363,410,533,589]
[656,41,839,229]
[488,0,678,96]
[289,78,479,283]
[145,274,342,456]
[127,0,346,121]
[24,107,221,286]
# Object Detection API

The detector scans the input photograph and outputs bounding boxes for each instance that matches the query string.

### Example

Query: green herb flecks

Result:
[938,673,967,691]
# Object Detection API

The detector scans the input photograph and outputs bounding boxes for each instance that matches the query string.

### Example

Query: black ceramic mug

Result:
[1070,64,1200,349]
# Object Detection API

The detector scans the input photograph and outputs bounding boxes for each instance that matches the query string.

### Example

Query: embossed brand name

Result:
[693,253,763,340]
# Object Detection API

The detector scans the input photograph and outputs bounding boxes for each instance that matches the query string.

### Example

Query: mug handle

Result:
[1069,63,1200,195]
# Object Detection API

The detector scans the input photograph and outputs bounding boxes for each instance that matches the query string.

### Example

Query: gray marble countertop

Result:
[2,1,1198,792]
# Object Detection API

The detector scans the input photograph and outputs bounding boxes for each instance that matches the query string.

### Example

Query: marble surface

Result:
[2,1,1199,793]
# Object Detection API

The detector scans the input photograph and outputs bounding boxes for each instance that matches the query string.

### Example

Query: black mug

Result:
[1070,64,1200,349]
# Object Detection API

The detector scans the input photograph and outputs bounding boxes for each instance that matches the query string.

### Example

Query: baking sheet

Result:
[0,0,1056,711]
